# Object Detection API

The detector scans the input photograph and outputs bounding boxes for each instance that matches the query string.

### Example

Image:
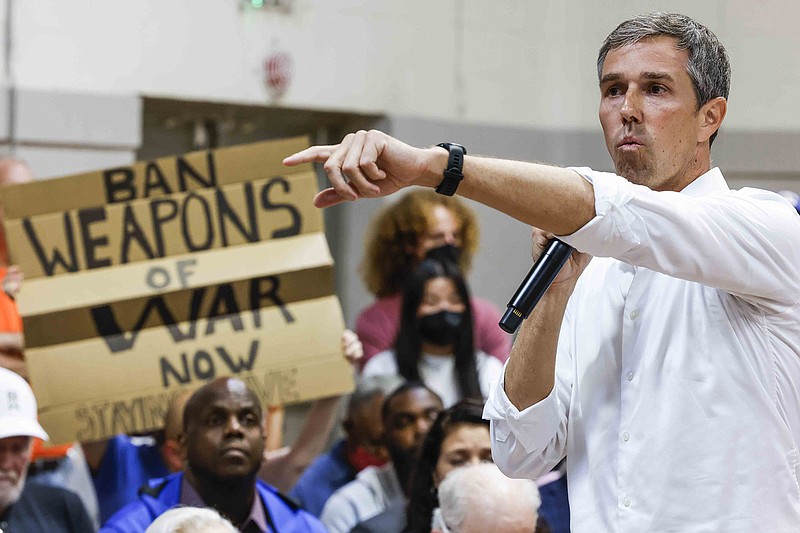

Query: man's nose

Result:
[620,90,642,123]
[415,417,431,437]
[0,451,13,469]
[225,415,243,434]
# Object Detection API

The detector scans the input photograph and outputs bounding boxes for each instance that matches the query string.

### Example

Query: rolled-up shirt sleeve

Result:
[483,370,566,479]
[483,294,575,480]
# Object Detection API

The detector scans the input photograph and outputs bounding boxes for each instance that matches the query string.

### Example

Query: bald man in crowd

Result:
[83,390,191,523]
[101,377,326,532]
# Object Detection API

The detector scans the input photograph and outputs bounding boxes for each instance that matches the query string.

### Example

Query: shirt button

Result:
[623,497,632,507]
[629,310,639,320]
[622,431,630,442]
[625,371,634,381]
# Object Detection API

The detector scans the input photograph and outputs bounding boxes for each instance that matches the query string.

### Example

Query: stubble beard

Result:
[0,469,26,512]
[613,150,657,188]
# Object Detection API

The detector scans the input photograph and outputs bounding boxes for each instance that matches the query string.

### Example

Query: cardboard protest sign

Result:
[1,137,354,443]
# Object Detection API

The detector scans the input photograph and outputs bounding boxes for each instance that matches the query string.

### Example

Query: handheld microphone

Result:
[499,239,574,334]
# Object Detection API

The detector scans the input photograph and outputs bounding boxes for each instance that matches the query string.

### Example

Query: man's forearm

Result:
[503,285,572,410]
[421,151,596,236]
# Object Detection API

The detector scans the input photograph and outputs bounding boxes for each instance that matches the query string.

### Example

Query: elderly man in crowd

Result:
[0,367,94,532]
[434,463,541,533]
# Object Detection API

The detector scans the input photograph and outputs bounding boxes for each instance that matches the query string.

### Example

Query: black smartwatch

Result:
[434,143,467,196]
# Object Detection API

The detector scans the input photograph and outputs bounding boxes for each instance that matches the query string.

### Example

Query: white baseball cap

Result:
[0,367,49,441]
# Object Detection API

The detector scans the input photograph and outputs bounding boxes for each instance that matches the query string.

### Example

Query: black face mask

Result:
[419,310,463,347]
[424,244,461,265]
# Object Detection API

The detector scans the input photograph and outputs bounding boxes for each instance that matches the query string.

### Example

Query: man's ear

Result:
[698,96,727,143]
[162,438,184,473]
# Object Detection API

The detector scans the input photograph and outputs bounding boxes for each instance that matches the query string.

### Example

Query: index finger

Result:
[283,145,338,166]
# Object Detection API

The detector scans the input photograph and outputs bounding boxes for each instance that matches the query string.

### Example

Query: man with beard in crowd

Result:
[0,368,93,532]
[320,382,443,533]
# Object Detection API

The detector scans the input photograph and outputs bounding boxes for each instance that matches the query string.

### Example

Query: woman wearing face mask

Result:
[361,259,502,408]
[355,190,510,367]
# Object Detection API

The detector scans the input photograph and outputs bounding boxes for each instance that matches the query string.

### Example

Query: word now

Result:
[160,340,259,388]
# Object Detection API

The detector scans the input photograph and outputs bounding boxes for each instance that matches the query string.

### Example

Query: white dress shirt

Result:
[484,167,800,532]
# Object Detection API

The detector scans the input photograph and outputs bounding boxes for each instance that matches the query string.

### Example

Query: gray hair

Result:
[347,374,404,418]
[438,463,541,533]
[144,507,238,533]
[597,12,731,146]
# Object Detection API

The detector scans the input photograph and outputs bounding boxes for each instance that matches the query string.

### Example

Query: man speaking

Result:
[285,12,800,532]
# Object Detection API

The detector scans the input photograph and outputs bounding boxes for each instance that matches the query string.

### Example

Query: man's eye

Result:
[207,414,224,426]
[242,414,259,426]
[394,416,412,429]
[649,84,667,94]
[606,86,622,96]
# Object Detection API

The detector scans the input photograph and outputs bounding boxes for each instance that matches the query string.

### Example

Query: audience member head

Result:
[0,158,33,265]
[405,398,490,532]
[181,377,265,494]
[343,375,402,473]
[0,367,48,514]
[144,506,238,533]
[436,463,541,533]
[381,381,443,490]
[394,259,480,401]
[362,190,479,298]
[157,389,193,472]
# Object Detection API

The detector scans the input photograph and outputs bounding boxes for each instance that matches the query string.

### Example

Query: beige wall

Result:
[2,0,799,129]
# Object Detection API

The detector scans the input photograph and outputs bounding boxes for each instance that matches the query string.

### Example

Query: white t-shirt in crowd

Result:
[362,348,502,407]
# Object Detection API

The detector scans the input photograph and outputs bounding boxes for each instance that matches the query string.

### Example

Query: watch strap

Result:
[435,143,467,196]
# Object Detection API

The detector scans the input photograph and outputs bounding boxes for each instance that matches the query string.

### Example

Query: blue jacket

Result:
[290,439,355,517]
[99,472,327,533]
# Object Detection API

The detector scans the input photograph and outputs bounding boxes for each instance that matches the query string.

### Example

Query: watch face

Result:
[437,142,466,154]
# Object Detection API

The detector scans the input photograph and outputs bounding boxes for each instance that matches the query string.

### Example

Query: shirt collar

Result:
[180,477,270,532]
[179,478,205,507]
[678,167,729,198]
[239,492,269,533]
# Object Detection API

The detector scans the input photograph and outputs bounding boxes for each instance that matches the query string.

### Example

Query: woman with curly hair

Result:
[355,190,509,366]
